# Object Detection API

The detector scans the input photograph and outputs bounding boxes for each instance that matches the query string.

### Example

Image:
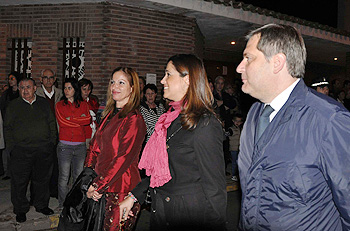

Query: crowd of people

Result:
[0,23,350,231]
[0,70,100,223]
[310,75,350,110]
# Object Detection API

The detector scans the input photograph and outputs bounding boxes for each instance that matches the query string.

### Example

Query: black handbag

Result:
[58,167,105,231]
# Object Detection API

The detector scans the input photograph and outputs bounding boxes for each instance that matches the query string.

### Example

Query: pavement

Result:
[0,169,241,231]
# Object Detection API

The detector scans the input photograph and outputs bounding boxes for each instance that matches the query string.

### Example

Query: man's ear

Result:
[39,77,43,83]
[273,53,286,74]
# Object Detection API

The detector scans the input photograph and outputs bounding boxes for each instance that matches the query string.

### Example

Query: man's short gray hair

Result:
[19,77,36,86]
[215,76,225,83]
[246,23,306,78]
[40,69,55,77]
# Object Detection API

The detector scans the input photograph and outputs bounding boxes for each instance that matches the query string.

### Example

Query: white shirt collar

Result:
[267,78,300,121]
[23,95,37,105]
[42,85,55,99]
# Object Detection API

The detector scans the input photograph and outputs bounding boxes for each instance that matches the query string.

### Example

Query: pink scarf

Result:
[138,101,182,188]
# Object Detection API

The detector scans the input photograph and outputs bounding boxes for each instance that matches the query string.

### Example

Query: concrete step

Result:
[0,201,60,231]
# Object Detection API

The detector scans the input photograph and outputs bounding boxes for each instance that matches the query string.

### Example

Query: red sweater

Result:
[56,100,91,142]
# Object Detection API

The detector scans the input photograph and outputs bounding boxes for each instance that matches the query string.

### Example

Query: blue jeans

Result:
[57,142,86,207]
[231,151,239,176]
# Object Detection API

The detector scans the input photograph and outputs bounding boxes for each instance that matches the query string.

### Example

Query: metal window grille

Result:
[60,37,85,80]
[8,38,32,78]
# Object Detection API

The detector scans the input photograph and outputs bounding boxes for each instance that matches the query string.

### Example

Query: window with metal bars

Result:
[8,38,32,78]
[60,37,85,80]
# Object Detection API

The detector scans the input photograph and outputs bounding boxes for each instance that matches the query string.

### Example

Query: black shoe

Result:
[36,207,54,216]
[2,176,10,180]
[16,213,26,223]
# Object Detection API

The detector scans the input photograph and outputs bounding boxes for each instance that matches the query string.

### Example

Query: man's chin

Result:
[241,85,249,94]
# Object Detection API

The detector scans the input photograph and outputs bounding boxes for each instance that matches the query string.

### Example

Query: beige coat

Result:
[229,125,240,151]
[36,85,63,105]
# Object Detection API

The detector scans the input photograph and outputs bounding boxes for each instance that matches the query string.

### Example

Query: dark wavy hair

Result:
[79,78,94,93]
[62,78,83,107]
[143,83,158,94]
[7,71,22,87]
[168,54,214,130]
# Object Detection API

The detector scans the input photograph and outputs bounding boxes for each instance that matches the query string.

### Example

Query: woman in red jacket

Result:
[55,78,91,208]
[84,67,146,231]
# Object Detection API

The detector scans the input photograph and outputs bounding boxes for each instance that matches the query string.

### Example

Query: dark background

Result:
[240,0,338,28]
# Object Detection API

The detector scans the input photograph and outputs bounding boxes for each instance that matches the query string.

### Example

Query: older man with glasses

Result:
[36,69,63,111]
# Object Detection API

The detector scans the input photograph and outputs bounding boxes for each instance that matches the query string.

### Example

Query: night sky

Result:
[239,0,338,28]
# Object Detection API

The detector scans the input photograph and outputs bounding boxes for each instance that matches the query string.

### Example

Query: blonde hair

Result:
[101,67,140,119]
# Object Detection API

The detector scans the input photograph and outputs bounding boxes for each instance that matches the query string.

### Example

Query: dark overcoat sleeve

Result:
[194,116,227,224]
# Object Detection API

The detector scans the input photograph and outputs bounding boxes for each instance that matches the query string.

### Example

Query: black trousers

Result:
[149,187,226,231]
[10,144,54,214]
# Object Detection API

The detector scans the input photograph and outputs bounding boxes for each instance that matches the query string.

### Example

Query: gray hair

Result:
[40,69,55,77]
[246,24,306,78]
[19,77,36,86]
[215,75,225,83]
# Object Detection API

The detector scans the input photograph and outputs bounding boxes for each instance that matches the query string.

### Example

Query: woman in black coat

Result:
[119,54,227,231]
[0,71,21,117]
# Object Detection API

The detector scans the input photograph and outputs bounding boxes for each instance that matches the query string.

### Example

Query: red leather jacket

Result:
[84,109,146,193]
[56,100,91,142]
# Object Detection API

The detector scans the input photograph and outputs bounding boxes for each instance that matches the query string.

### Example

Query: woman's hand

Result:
[86,185,102,201]
[119,196,135,222]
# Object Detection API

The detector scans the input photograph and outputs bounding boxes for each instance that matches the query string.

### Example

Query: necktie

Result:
[256,105,274,140]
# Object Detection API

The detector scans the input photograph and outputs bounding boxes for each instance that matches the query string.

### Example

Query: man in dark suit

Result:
[236,24,350,230]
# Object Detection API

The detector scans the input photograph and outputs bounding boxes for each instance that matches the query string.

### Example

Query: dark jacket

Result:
[4,96,57,149]
[213,90,236,128]
[58,167,105,231]
[239,79,350,230]
[0,87,19,119]
[133,114,227,230]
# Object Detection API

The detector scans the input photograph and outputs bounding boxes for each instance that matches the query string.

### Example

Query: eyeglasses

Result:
[8,77,16,81]
[42,76,55,80]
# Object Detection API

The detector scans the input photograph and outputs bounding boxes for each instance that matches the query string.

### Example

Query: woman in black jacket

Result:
[119,54,227,231]
[0,71,21,180]
[0,71,21,117]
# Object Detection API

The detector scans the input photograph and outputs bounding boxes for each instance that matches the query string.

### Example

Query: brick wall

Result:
[0,2,196,102]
